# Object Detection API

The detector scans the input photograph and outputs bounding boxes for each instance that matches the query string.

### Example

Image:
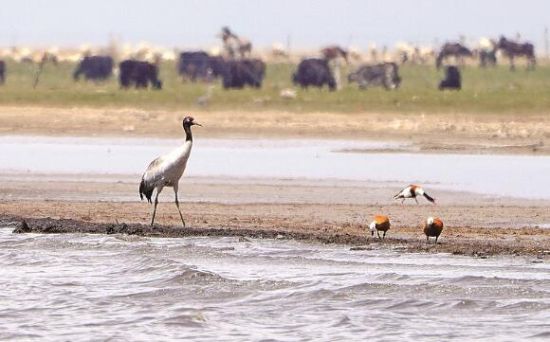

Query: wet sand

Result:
[1,106,550,154]
[2,176,549,258]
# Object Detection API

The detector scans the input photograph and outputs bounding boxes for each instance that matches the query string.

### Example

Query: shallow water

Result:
[2,135,550,198]
[0,227,548,341]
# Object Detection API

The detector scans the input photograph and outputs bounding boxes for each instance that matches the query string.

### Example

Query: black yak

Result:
[221,58,265,89]
[436,42,473,69]
[496,36,536,70]
[438,66,461,90]
[119,60,162,89]
[292,58,336,91]
[177,51,214,82]
[0,60,5,84]
[73,56,113,81]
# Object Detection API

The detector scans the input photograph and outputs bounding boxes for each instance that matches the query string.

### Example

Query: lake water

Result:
[0,227,548,341]
[1,135,550,198]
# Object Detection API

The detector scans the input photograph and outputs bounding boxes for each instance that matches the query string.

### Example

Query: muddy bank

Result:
[3,214,549,258]
[1,106,550,154]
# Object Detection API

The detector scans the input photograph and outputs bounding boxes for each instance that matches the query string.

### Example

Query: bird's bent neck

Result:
[184,125,193,142]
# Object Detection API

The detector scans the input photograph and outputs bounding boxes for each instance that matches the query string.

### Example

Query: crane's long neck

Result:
[184,125,193,142]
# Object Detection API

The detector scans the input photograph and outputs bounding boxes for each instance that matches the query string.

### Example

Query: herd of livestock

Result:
[0,27,540,93]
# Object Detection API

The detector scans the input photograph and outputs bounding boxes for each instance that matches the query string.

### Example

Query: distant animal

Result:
[139,116,202,227]
[40,52,59,66]
[321,45,348,63]
[177,51,224,82]
[119,60,162,89]
[220,26,252,59]
[439,66,461,90]
[424,217,444,243]
[221,58,265,89]
[479,49,497,68]
[495,36,536,70]
[73,55,113,81]
[207,56,227,79]
[177,51,210,81]
[394,185,436,204]
[280,88,297,99]
[436,42,473,69]
[292,58,336,91]
[348,62,401,90]
[0,60,5,84]
[369,215,391,239]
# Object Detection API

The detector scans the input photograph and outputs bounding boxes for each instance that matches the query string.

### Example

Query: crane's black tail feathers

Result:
[139,179,153,203]
[424,193,436,203]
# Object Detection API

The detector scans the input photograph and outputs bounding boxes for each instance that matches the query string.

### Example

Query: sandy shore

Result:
[1,175,549,258]
[1,106,550,154]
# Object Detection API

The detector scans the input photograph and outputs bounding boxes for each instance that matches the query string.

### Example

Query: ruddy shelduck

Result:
[369,215,391,239]
[424,217,444,243]
[394,184,435,204]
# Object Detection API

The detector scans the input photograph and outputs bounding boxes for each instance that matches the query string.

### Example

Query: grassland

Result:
[0,59,550,113]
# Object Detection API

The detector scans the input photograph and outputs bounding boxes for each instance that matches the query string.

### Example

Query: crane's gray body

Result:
[139,141,192,202]
[139,116,199,226]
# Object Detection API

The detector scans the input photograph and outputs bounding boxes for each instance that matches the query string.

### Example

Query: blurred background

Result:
[0,0,549,114]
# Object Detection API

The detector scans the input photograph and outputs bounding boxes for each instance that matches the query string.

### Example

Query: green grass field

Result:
[1,60,549,113]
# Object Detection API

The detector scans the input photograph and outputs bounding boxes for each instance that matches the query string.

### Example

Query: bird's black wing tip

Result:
[424,193,436,203]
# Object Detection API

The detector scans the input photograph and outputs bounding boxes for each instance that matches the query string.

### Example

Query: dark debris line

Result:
[1,215,548,258]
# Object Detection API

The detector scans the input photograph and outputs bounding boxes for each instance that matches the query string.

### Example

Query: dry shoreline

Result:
[1,106,550,154]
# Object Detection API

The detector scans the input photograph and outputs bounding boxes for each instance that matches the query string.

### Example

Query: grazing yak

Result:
[73,55,113,81]
[178,51,211,82]
[221,58,265,89]
[436,42,473,69]
[0,60,5,84]
[119,60,162,89]
[495,36,536,70]
[348,62,401,90]
[292,58,336,91]
[439,66,461,90]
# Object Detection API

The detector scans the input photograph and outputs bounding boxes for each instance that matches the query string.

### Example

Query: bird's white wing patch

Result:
[369,221,377,232]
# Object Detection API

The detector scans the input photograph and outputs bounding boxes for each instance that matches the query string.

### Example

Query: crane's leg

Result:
[173,185,186,228]
[151,187,163,227]
[415,197,419,204]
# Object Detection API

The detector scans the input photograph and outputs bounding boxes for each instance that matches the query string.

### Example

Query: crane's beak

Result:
[193,122,202,127]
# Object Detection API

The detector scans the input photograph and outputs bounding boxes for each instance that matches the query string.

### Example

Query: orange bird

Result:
[424,217,444,243]
[369,215,391,239]
[394,184,435,204]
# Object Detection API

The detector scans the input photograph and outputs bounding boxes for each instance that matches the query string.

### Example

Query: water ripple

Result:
[0,229,548,341]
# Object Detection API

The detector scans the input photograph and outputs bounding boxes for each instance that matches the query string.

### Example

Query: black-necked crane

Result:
[369,215,391,239]
[139,116,201,227]
[423,217,444,243]
[393,184,435,204]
